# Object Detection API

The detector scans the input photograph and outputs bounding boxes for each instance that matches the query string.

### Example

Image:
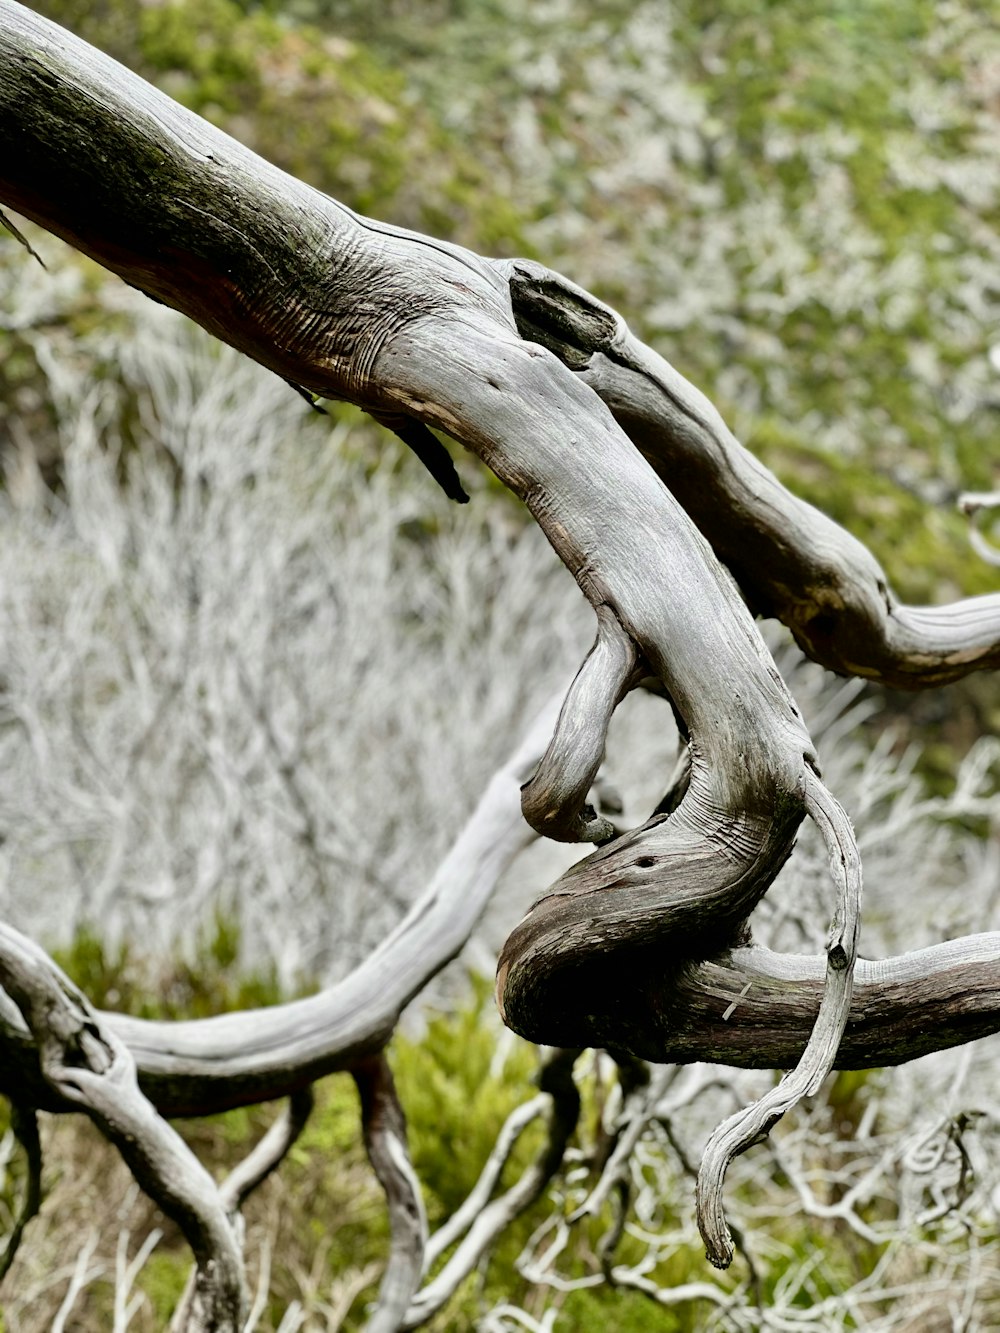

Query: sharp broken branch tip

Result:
[0,207,46,268]
[285,380,328,413]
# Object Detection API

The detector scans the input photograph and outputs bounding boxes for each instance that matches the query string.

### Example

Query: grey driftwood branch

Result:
[508,261,1000,689]
[0,0,998,1274]
[353,1054,428,1333]
[220,1087,315,1215]
[0,924,247,1332]
[959,490,1000,568]
[0,689,562,1115]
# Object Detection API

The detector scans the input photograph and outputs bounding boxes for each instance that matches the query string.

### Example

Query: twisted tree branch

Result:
[0,0,997,1282]
[508,260,1000,688]
[0,925,247,1332]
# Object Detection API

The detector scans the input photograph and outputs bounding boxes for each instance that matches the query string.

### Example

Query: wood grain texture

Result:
[507,259,1000,688]
[0,0,997,1271]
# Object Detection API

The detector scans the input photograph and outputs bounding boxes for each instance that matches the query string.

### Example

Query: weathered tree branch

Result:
[960,491,1000,568]
[220,1088,315,1216]
[172,1088,315,1332]
[696,769,862,1267]
[667,935,1000,1069]
[0,0,997,1282]
[520,604,642,844]
[354,1054,427,1333]
[0,691,562,1115]
[0,925,247,1332]
[508,261,1000,688]
[424,1093,551,1268]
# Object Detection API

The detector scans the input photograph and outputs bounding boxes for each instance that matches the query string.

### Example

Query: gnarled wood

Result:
[520,604,641,844]
[0,0,997,1276]
[0,925,247,1332]
[507,260,1000,689]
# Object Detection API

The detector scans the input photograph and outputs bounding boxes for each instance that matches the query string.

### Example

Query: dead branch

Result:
[0,690,563,1116]
[960,490,1000,568]
[354,1054,427,1333]
[221,1088,315,1215]
[0,924,246,1332]
[0,0,997,1288]
[508,260,1000,688]
[402,1049,581,1330]
[520,603,641,844]
[424,1092,551,1268]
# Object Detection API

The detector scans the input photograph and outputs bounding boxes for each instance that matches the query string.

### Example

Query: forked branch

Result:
[0,0,997,1292]
[508,260,1000,689]
[0,926,247,1332]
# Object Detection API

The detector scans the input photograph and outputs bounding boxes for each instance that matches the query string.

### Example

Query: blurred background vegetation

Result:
[15,0,1000,587]
[0,0,998,1328]
[11,0,1000,760]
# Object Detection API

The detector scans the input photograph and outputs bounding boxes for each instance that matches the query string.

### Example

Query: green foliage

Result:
[393,978,539,1222]
[52,914,291,1019]
[29,0,528,252]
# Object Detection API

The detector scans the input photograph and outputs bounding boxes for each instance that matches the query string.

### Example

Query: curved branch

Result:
[220,1088,314,1214]
[173,1088,315,1332]
[506,260,1000,689]
[696,771,862,1267]
[654,934,1000,1068]
[960,491,1000,568]
[373,315,817,1052]
[402,1049,580,1330]
[0,695,561,1116]
[424,1093,551,1267]
[2,0,997,1279]
[521,604,641,844]
[354,1054,427,1333]
[0,925,247,1331]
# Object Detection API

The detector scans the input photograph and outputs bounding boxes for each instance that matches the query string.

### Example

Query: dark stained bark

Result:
[354,1054,427,1333]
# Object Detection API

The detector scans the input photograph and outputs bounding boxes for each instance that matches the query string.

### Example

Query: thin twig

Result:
[425,1092,549,1266]
[696,771,861,1268]
[221,1087,315,1214]
[403,1049,581,1330]
[0,1101,43,1282]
